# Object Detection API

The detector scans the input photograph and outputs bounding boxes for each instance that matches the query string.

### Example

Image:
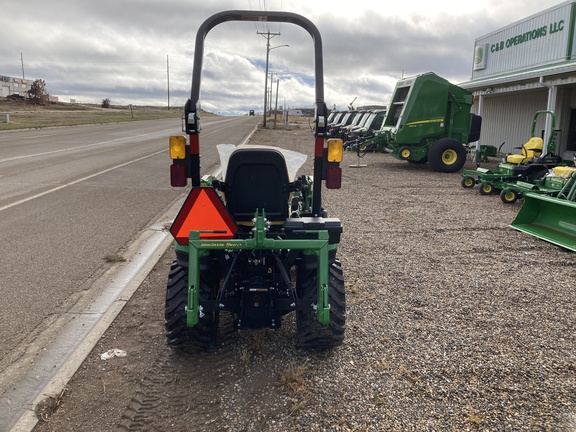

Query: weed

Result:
[278,362,308,394]
[398,365,419,382]
[287,396,309,415]
[103,254,126,263]
[467,404,484,426]
[35,387,68,422]
[373,392,385,406]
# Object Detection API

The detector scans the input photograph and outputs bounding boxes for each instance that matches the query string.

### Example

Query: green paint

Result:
[185,211,333,327]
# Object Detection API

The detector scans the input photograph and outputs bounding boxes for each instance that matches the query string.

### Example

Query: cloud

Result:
[0,0,562,114]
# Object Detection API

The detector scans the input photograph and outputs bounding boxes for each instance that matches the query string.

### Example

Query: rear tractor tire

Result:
[165,261,219,350]
[428,138,467,173]
[296,259,346,349]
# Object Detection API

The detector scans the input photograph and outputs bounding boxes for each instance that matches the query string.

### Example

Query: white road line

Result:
[0,129,174,163]
[0,117,247,163]
[0,149,166,212]
[0,117,256,213]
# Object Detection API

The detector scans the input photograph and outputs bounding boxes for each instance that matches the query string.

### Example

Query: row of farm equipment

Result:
[327,70,576,253]
[459,110,576,252]
[327,109,387,146]
[328,72,482,173]
[461,111,564,203]
[463,157,576,252]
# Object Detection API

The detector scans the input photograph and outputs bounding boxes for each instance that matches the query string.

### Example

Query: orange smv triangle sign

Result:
[170,187,237,245]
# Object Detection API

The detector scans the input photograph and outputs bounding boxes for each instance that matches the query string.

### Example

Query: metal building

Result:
[461,0,576,161]
[0,75,30,97]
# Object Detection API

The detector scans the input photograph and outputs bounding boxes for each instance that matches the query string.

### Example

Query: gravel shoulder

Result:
[33,122,576,431]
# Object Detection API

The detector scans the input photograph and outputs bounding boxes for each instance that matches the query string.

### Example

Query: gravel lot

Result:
[262,123,576,431]
[34,122,575,431]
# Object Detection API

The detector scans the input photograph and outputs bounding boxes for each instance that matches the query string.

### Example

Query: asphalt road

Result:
[0,115,259,421]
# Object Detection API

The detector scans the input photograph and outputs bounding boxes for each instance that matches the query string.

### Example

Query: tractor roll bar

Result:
[184,10,328,217]
[187,10,325,120]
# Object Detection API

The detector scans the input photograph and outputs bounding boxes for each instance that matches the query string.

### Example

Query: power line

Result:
[257,29,281,127]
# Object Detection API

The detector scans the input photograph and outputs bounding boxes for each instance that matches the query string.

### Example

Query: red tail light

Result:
[170,164,187,187]
[326,166,342,189]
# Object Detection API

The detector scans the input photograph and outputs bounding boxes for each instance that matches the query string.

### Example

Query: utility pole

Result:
[268,72,276,113]
[166,54,170,110]
[284,96,288,128]
[257,30,281,127]
[273,78,280,127]
[20,52,25,79]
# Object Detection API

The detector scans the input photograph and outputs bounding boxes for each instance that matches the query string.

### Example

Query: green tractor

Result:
[166,10,345,349]
[369,72,481,172]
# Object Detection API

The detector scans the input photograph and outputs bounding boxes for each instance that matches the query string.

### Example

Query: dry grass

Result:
[35,388,68,422]
[240,329,272,366]
[278,362,309,394]
[466,404,485,427]
[278,362,311,415]
[0,99,184,131]
[346,281,376,304]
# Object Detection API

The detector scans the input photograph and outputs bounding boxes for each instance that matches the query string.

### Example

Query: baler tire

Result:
[296,259,346,349]
[165,261,219,350]
[398,146,411,160]
[428,138,467,173]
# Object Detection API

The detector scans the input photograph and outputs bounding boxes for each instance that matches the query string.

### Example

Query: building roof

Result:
[460,60,576,90]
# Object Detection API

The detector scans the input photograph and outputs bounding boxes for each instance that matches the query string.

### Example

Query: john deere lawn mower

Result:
[166,10,345,350]
[461,110,562,195]
[499,164,576,204]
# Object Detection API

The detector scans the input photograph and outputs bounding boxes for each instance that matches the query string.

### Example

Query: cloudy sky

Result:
[0,0,565,115]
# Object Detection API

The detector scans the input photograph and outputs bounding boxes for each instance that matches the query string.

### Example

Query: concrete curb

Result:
[9,206,179,432]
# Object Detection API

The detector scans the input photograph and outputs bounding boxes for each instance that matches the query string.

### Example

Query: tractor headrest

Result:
[217,144,307,181]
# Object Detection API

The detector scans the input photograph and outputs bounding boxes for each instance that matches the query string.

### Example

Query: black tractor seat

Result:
[218,147,292,223]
